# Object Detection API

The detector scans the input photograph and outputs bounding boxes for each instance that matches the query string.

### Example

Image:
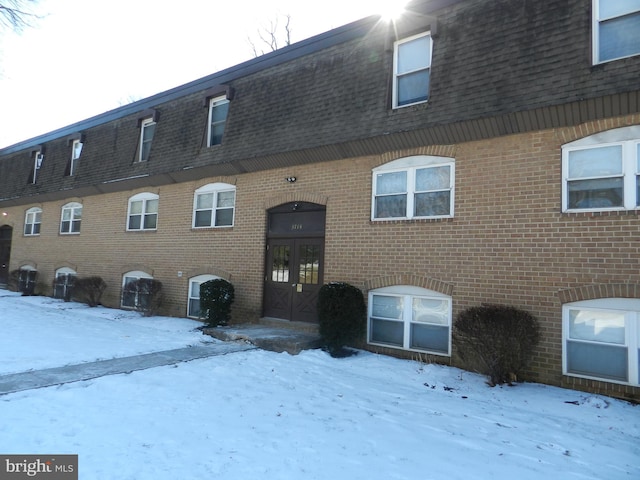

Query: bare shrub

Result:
[454,304,540,386]
[73,276,107,307]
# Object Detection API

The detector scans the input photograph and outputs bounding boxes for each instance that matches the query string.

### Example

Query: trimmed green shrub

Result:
[317,282,366,357]
[73,276,107,307]
[200,279,235,327]
[454,304,540,386]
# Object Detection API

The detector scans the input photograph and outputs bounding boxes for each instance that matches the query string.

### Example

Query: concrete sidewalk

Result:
[0,342,256,396]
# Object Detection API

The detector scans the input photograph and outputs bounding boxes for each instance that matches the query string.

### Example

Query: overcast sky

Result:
[0,0,394,148]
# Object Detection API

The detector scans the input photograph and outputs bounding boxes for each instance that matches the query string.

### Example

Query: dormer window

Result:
[392,32,432,108]
[70,139,83,175]
[29,150,44,184]
[208,95,230,147]
[593,0,640,64]
[139,117,156,162]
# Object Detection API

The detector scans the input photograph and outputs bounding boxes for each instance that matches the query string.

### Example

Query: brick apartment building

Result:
[1,0,639,400]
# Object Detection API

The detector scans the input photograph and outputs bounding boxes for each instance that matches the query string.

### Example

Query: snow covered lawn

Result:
[0,292,638,479]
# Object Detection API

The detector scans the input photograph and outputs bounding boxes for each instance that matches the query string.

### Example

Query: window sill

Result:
[191,226,234,231]
[367,340,450,357]
[371,217,453,224]
[562,209,640,218]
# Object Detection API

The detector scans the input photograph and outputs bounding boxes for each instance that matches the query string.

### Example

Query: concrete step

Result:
[203,324,323,355]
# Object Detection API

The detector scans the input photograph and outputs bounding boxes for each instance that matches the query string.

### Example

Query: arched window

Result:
[563,298,640,386]
[54,267,77,300]
[60,202,82,234]
[562,125,640,212]
[18,265,37,295]
[24,207,42,236]
[368,285,452,356]
[127,193,159,231]
[192,183,235,228]
[121,270,154,309]
[372,156,455,220]
[187,274,220,318]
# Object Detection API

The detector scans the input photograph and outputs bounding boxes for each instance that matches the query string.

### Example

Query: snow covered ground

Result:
[0,292,638,479]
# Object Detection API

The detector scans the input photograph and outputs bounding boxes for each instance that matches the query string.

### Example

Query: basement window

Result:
[563,298,640,387]
[368,285,451,356]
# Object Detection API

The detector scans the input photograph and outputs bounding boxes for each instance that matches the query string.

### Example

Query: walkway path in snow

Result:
[0,343,256,395]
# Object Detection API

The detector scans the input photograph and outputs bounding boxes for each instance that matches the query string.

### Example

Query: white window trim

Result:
[371,155,455,220]
[70,139,83,175]
[192,183,236,228]
[139,118,156,162]
[187,274,220,318]
[561,126,640,212]
[367,285,452,356]
[24,207,42,236]
[392,31,432,109]
[54,267,77,300]
[121,270,154,309]
[127,192,159,231]
[562,298,640,387]
[18,265,37,294]
[60,202,82,235]
[56,267,76,277]
[592,0,640,64]
[31,151,43,184]
[207,95,229,147]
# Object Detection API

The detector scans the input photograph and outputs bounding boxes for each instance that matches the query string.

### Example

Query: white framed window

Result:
[60,202,82,234]
[563,298,640,387]
[24,207,42,236]
[562,126,640,212]
[127,192,159,231]
[53,267,77,301]
[368,285,451,355]
[187,274,220,318]
[18,265,37,295]
[393,31,432,108]
[70,139,83,175]
[121,270,153,309]
[30,150,43,184]
[192,183,236,228]
[207,96,229,146]
[372,155,454,220]
[592,0,640,64]
[139,118,156,162]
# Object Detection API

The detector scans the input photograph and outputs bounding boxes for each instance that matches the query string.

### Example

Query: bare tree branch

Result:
[0,0,40,32]
[247,13,292,58]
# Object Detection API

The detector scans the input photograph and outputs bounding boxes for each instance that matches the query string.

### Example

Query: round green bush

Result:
[317,282,366,357]
[200,279,235,327]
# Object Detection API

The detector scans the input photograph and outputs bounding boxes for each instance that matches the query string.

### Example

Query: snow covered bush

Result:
[317,282,366,357]
[454,304,540,386]
[199,279,235,327]
[73,276,107,307]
